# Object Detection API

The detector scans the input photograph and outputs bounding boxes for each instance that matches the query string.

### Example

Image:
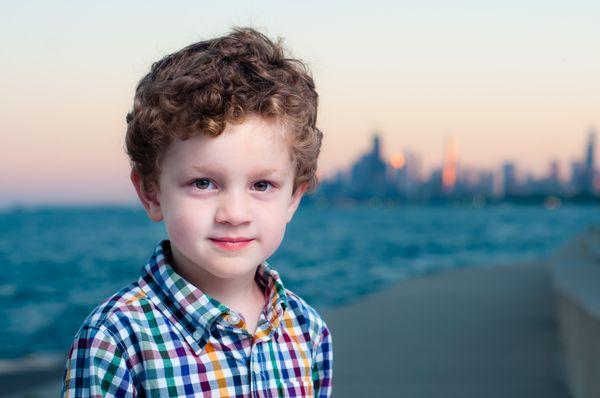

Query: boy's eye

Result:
[253,181,274,192]
[192,179,274,192]
[193,178,215,190]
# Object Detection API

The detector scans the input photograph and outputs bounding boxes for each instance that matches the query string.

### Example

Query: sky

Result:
[2,1,599,206]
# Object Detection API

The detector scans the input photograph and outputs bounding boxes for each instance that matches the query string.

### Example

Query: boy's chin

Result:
[199,259,263,279]
[206,257,263,276]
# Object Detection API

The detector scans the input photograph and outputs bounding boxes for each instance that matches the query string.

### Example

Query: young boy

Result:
[62,28,332,397]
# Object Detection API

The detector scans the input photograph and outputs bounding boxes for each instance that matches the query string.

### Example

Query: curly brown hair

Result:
[125,27,322,196]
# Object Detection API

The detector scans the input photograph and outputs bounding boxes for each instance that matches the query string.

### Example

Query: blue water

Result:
[0,204,598,359]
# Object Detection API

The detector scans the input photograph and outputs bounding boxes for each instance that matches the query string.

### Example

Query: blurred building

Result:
[502,162,518,197]
[570,161,583,194]
[425,167,444,198]
[476,170,495,198]
[582,128,597,195]
[442,137,457,194]
[389,150,423,199]
[544,159,562,196]
[349,133,389,199]
[568,128,597,196]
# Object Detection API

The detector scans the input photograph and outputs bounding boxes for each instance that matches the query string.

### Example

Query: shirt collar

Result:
[138,240,288,353]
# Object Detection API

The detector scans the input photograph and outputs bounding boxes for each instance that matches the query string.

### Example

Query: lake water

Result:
[0,204,598,359]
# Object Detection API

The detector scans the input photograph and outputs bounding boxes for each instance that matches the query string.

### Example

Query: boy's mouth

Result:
[211,237,253,242]
[209,237,254,251]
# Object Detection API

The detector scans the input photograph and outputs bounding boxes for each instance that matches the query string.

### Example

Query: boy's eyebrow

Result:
[190,165,282,177]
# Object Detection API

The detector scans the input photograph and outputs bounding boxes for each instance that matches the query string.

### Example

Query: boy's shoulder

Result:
[77,280,151,335]
[282,286,329,341]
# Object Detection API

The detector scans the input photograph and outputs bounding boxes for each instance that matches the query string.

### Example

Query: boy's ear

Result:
[287,182,308,223]
[130,169,163,222]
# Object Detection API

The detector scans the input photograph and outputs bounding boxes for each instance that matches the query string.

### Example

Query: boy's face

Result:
[132,115,306,283]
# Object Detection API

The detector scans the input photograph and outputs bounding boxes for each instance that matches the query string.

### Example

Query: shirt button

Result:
[252,363,261,374]
[228,313,240,324]
[192,331,201,340]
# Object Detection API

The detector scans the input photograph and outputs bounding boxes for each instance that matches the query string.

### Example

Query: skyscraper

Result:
[548,159,561,194]
[503,162,518,196]
[582,127,597,195]
[349,132,388,198]
[442,136,457,194]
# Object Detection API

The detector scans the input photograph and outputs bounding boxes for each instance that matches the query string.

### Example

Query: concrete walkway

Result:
[325,261,571,397]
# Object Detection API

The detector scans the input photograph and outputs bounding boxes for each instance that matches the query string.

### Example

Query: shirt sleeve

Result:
[62,325,137,397]
[311,323,333,397]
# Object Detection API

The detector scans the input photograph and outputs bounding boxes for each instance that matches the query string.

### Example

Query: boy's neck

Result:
[198,269,265,312]
[167,247,266,319]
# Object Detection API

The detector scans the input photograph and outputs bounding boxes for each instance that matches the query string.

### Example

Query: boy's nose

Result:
[214,191,252,226]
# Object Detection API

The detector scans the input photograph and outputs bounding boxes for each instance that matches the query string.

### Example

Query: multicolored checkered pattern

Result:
[62,240,332,397]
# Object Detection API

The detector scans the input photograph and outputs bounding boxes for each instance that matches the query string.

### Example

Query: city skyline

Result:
[316,126,597,203]
[324,125,598,183]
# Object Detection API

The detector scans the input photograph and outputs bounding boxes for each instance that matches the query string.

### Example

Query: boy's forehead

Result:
[188,163,287,176]
[169,139,293,177]
[170,117,292,163]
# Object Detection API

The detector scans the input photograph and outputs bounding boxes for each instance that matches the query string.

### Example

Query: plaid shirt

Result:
[62,240,332,397]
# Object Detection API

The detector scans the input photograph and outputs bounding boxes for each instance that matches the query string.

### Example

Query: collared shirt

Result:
[62,240,332,397]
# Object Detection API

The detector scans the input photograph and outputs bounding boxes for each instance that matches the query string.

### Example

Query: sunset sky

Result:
[2,1,599,206]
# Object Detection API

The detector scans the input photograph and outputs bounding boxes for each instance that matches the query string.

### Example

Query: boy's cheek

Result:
[164,210,203,241]
[257,221,287,260]
[267,215,289,241]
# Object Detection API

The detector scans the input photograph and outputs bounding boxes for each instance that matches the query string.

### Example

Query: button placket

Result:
[250,348,265,388]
